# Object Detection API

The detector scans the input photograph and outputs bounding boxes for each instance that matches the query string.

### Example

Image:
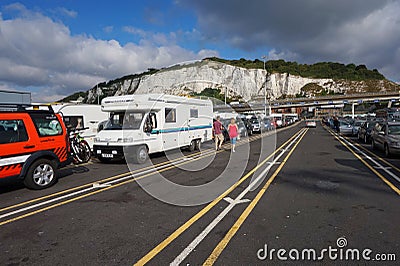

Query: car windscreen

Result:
[103,111,144,130]
[388,125,400,135]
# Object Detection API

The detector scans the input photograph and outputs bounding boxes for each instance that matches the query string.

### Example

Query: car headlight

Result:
[117,137,134,143]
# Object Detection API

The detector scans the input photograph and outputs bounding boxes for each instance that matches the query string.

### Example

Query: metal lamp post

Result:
[262,55,268,116]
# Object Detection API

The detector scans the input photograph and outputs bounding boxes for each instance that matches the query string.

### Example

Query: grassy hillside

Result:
[206,57,385,81]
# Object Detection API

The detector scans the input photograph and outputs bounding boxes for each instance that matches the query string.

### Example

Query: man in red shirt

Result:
[213,116,224,150]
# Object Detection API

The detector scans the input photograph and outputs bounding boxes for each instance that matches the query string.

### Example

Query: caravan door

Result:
[161,107,180,151]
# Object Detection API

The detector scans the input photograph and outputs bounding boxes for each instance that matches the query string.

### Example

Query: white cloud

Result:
[103,25,114,33]
[56,7,77,18]
[182,0,400,81]
[0,5,218,102]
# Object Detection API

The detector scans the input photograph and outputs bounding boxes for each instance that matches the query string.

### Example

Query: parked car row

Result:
[323,115,400,157]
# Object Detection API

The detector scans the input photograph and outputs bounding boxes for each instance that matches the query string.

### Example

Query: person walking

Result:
[228,118,239,152]
[213,116,224,150]
[333,116,340,133]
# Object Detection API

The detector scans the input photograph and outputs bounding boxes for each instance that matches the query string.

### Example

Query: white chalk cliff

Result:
[86,59,397,103]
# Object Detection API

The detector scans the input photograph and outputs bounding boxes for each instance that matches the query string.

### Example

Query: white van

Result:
[270,113,283,127]
[52,103,109,149]
[93,94,213,163]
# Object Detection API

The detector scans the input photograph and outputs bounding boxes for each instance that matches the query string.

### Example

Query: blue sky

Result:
[1,0,399,101]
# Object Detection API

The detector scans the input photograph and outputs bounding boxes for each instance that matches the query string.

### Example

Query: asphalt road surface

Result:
[0,122,399,265]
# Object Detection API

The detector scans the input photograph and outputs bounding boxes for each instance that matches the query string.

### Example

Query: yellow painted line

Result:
[0,123,281,213]
[134,127,306,266]
[203,128,308,265]
[342,135,400,174]
[0,148,210,213]
[0,126,288,226]
[326,129,400,195]
[0,144,230,227]
[0,124,297,227]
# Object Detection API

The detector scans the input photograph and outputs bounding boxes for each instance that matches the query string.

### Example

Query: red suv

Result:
[0,105,70,189]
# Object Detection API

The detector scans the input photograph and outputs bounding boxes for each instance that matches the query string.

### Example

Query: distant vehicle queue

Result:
[322,107,400,157]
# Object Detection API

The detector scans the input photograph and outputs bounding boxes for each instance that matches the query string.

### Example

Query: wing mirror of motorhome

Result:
[144,120,153,133]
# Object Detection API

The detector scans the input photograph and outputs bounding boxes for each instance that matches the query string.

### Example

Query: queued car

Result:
[351,120,365,136]
[339,120,354,135]
[357,121,376,143]
[371,121,400,157]
[241,118,253,136]
[0,104,70,189]
[249,117,262,134]
[305,119,317,128]
[263,117,275,131]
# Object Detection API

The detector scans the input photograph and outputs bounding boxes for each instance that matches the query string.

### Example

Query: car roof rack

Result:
[0,103,54,113]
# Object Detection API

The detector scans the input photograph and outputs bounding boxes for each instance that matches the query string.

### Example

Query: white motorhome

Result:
[93,94,213,163]
[52,103,109,149]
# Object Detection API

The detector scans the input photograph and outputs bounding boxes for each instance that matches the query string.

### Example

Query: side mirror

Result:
[144,122,153,133]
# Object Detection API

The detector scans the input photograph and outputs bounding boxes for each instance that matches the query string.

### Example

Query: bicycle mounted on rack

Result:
[67,127,91,164]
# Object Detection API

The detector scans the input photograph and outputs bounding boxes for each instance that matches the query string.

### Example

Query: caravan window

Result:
[104,111,144,130]
[190,109,199,118]
[63,116,84,130]
[165,108,176,123]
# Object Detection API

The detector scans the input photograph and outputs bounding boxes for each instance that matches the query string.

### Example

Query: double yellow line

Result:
[0,124,287,226]
[325,126,400,195]
[204,128,308,265]
[135,127,307,265]
[0,126,275,214]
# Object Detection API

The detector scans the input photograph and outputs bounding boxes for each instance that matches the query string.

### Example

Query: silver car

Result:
[352,120,365,136]
[371,122,400,157]
[339,121,354,135]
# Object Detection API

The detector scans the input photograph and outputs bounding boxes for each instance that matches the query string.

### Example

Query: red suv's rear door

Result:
[0,113,32,178]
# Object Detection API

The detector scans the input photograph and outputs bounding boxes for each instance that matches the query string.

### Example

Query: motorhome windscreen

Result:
[103,111,145,130]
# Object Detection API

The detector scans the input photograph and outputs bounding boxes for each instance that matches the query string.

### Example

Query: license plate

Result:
[101,154,113,158]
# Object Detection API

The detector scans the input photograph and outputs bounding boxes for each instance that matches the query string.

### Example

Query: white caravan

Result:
[93,94,213,163]
[52,103,109,149]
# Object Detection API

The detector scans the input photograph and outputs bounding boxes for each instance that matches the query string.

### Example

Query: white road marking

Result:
[92,182,111,188]
[170,128,307,265]
[0,150,216,220]
[337,134,400,183]
[223,197,250,204]
[373,166,392,170]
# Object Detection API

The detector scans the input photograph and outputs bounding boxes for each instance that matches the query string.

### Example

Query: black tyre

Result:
[132,145,148,164]
[384,144,391,158]
[188,140,196,152]
[194,139,201,151]
[24,159,57,190]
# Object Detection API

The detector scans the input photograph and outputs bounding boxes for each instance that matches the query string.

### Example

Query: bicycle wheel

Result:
[78,140,91,163]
